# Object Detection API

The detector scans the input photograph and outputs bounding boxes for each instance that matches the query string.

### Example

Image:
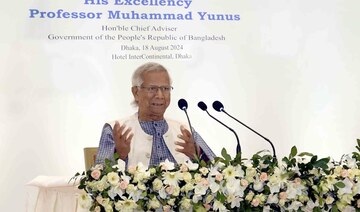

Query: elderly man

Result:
[95,62,215,167]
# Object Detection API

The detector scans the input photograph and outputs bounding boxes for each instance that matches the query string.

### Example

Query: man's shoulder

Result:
[106,113,137,127]
[165,117,188,128]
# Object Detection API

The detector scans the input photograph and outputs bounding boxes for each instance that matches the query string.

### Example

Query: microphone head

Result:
[212,100,224,112]
[178,98,188,110]
[197,101,208,111]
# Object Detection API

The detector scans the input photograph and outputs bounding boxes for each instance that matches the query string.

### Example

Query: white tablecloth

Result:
[26,176,88,212]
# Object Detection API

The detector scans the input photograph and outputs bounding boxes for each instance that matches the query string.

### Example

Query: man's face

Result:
[133,71,171,121]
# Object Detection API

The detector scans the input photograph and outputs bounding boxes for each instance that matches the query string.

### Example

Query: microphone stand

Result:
[213,100,277,160]
[178,99,199,159]
[205,110,241,155]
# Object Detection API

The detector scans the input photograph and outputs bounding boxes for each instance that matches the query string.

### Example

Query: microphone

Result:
[197,101,241,155]
[178,98,188,110]
[177,98,198,158]
[212,100,277,160]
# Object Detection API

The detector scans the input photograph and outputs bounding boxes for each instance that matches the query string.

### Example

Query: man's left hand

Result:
[175,125,200,159]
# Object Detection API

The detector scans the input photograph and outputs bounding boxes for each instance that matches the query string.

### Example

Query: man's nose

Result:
[154,88,165,97]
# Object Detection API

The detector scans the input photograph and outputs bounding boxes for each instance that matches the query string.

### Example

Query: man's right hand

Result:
[113,121,134,160]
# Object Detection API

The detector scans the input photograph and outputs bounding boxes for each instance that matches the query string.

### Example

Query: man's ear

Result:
[131,86,139,102]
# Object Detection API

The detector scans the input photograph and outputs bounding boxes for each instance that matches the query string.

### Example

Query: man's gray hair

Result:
[131,62,172,87]
[131,62,172,107]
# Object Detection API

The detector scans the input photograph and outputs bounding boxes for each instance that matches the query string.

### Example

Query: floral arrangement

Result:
[74,139,360,211]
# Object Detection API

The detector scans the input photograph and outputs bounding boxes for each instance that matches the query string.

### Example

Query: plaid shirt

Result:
[95,119,216,167]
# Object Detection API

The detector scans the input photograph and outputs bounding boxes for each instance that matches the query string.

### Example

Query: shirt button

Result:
[146,153,151,158]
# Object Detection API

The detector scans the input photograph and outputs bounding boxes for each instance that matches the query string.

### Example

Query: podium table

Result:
[26,176,87,212]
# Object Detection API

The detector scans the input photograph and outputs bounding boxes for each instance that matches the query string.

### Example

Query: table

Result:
[26,176,88,212]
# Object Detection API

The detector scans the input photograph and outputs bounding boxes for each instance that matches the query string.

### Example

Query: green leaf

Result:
[221,148,231,163]
[289,146,297,159]
[313,157,330,169]
[334,181,345,188]
[313,207,322,212]
[200,160,207,167]
[331,204,339,212]
[216,192,226,203]
[298,152,314,157]
[310,155,318,163]
[193,204,207,212]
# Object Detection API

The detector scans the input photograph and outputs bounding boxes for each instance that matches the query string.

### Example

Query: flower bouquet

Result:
[73,139,360,211]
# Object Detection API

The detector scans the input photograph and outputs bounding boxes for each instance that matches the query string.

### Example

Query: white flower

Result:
[180,198,192,211]
[253,178,264,192]
[159,187,168,199]
[340,194,354,204]
[208,177,220,193]
[205,194,214,204]
[113,159,126,172]
[199,167,209,176]
[192,194,202,204]
[182,172,192,183]
[99,198,113,212]
[349,169,360,179]
[263,205,271,212]
[266,194,279,204]
[287,201,303,211]
[184,160,199,171]
[227,194,241,208]
[136,162,147,173]
[95,176,110,192]
[245,191,254,201]
[160,159,175,171]
[342,206,356,212]
[181,182,195,193]
[133,170,150,183]
[338,178,354,196]
[78,193,92,209]
[354,181,360,194]
[303,199,319,211]
[163,171,182,186]
[343,155,357,169]
[245,167,257,182]
[268,167,287,194]
[137,182,146,191]
[325,196,335,205]
[152,178,163,191]
[107,172,120,186]
[194,178,209,196]
[223,165,243,180]
[148,197,161,210]
[194,173,202,183]
[286,181,305,199]
[213,200,228,212]
[108,184,125,199]
[168,198,176,206]
[172,185,180,196]
[114,198,138,212]
[126,184,142,201]
[225,178,244,197]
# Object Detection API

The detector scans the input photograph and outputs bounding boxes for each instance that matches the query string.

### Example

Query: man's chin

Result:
[149,108,166,115]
